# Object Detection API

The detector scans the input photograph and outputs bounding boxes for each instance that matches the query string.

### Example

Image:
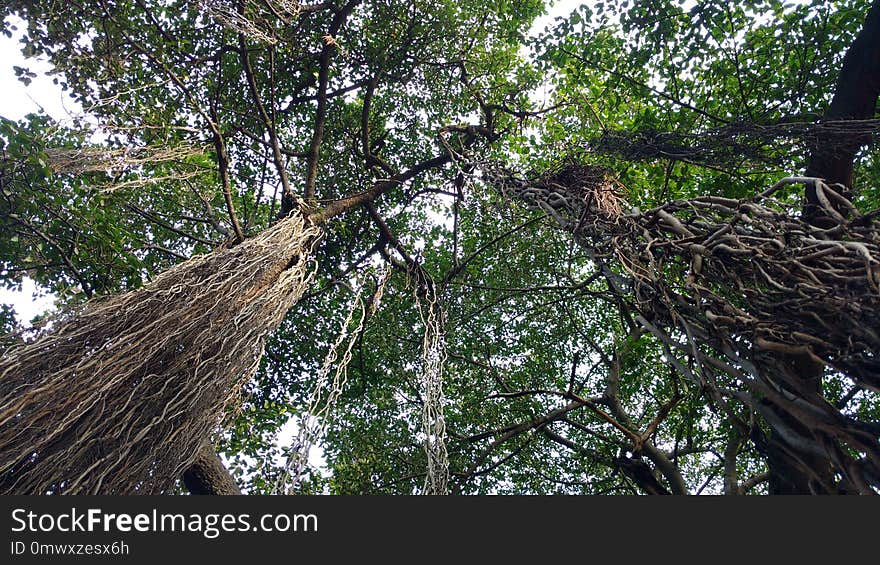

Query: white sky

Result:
[0,17,80,122]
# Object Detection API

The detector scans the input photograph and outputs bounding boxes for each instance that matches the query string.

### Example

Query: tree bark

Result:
[614,456,671,495]
[764,0,880,494]
[182,442,242,496]
[762,351,839,494]
[804,0,880,219]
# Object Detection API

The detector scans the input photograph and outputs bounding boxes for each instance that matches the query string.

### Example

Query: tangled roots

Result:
[278,278,369,494]
[484,161,880,491]
[414,279,449,495]
[0,214,321,494]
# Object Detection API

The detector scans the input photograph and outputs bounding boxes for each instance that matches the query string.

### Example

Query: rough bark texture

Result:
[805,0,880,211]
[0,214,320,494]
[768,0,880,494]
[182,442,242,496]
[763,352,837,494]
[614,456,671,495]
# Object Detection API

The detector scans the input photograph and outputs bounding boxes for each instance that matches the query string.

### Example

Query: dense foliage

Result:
[1,0,878,494]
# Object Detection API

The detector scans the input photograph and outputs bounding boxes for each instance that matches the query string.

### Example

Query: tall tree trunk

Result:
[0,214,321,494]
[804,0,880,220]
[762,353,836,494]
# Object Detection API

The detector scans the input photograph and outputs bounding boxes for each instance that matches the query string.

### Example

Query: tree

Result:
[1,0,878,494]
[0,0,542,494]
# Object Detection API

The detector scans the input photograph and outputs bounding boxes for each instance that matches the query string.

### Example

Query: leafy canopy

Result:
[1,0,877,494]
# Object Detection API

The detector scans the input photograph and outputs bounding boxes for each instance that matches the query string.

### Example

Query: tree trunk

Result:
[804,0,880,219]
[762,353,836,494]
[764,0,880,494]
[0,214,321,494]
[182,442,242,495]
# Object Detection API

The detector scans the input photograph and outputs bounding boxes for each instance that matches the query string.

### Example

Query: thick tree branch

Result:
[303,0,362,202]
[605,349,689,495]
[182,441,242,496]
[308,153,450,224]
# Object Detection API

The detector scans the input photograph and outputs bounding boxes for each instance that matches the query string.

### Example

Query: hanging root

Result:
[413,278,449,495]
[0,213,321,494]
[44,143,209,175]
[277,277,369,494]
[199,0,304,45]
